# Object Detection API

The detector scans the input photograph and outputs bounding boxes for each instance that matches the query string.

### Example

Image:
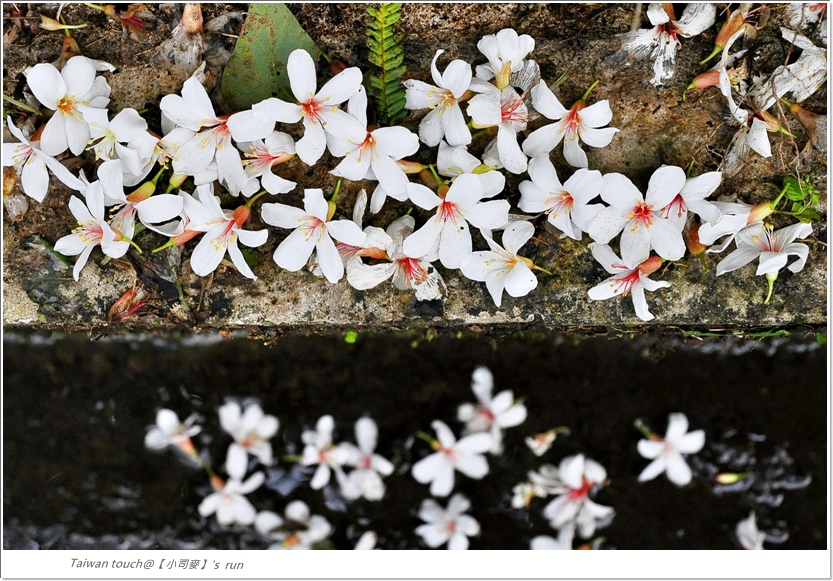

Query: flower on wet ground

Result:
[587,243,669,322]
[2,115,85,202]
[525,427,570,457]
[617,3,716,87]
[467,84,529,174]
[698,201,773,253]
[435,140,506,197]
[159,76,251,196]
[656,171,723,232]
[255,501,332,550]
[24,55,111,155]
[588,166,687,266]
[336,417,395,501]
[354,531,378,550]
[345,214,447,302]
[95,161,184,254]
[328,86,420,200]
[416,493,480,550]
[239,131,298,196]
[300,415,348,490]
[144,408,201,457]
[456,366,527,453]
[82,107,148,174]
[402,173,510,269]
[186,192,268,280]
[198,447,264,527]
[522,81,618,168]
[219,401,279,475]
[460,221,541,308]
[518,155,603,239]
[404,49,473,147]
[735,511,766,550]
[541,454,614,538]
[475,28,535,89]
[715,222,812,304]
[530,525,575,550]
[262,187,367,283]
[636,412,705,486]
[241,48,363,165]
[411,419,493,497]
[53,182,120,281]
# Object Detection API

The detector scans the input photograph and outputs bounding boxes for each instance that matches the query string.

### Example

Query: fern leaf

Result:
[365,3,407,126]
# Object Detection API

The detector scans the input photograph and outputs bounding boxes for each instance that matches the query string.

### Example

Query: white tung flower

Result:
[518,155,603,240]
[240,48,364,165]
[82,107,148,174]
[188,194,268,280]
[255,502,332,550]
[345,214,447,302]
[300,415,348,490]
[460,221,540,308]
[588,166,687,266]
[402,173,510,269]
[475,28,535,88]
[404,49,473,147]
[617,3,716,87]
[198,447,264,527]
[159,77,251,196]
[219,401,279,475]
[456,366,527,454]
[239,131,298,196]
[24,56,111,155]
[715,222,812,303]
[736,511,766,550]
[52,183,120,281]
[336,417,395,502]
[328,86,419,199]
[416,493,480,550]
[637,412,705,486]
[261,188,367,284]
[541,454,614,539]
[411,420,493,497]
[436,140,506,197]
[2,115,85,202]
[467,85,529,174]
[656,170,723,232]
[587,243,669,322]
[144,408,201,454]
[522,81,618,168]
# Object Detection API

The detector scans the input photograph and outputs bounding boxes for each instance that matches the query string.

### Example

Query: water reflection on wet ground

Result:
[3,330,826,549]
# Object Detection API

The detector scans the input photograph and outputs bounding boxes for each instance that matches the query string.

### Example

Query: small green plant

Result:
[366,3,407,126]
[780,176,822,224]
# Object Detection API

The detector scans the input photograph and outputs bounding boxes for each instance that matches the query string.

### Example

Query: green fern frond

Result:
[366,3,407,126]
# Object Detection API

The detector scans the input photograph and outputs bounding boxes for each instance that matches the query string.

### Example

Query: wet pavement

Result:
[3,329,826,549]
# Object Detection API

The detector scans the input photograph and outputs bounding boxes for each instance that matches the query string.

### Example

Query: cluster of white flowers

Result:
[142,367,522,550]
[4,13,822,320]
[145,382,797,550]
[513,454,614,549]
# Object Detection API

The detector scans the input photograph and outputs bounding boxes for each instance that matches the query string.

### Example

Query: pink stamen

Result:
[551,191,574,216]
[660,194,686,220]
[629,201,654,228]
[438,200,461,223]
[501,93,527,125]
[568,477,593,501]
[611,269,641,297]
[399,257,429,285]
